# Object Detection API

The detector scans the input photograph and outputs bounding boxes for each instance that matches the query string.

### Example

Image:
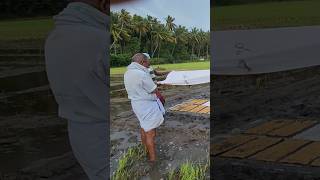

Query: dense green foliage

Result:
[110,10,210,67]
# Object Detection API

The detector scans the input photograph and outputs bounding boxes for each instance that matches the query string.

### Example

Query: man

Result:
[142,53,171,80]
[45,0,111,179]
[124,53,165,162]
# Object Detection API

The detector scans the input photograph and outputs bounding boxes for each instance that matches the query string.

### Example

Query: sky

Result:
[111,0,210,31]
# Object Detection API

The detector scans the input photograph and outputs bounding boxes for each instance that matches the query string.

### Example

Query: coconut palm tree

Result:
[119,9,131,29]
[170,25,188,58]
[189,27,200,59]
[165,15,177,31]
[110,24,121,54]
[132,17,148,51]
[110,10,209,65]
[145,15,157,54]
[151,24,175,58]
[111,23,130,54]
[205,31,210,59]
[197,30,206,57]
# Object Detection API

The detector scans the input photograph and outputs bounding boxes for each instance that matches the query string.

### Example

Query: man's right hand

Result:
[155,90,165,105]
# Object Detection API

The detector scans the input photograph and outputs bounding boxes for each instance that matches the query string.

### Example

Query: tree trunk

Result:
[206,44,209,59]
[152,41,158,58]
[111,41,116,55]
[191,44,194,59]
[149,34,153,55]
[171,44,176,63]
[139,32,142,51]
[158,42,161,59]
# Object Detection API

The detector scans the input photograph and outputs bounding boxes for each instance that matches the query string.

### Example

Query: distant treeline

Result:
[110,10,210,67]
[0,0,68,19]
[213,0,308,6]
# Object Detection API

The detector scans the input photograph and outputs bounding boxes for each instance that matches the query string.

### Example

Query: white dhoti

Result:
[131,100,164,132]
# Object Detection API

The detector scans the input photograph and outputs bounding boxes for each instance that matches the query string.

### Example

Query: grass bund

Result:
[0,18,54,41]
[111,61,210,75]
[168,160,209,180]
[112,145,209,180]
[112,144,147,180]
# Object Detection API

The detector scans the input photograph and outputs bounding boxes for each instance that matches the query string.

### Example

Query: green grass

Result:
[166,160,209,180]
[180,161,208,180]
[111,61,210,75]
[113,145,210,179]
[112,145,147,180]
[212,0,320,30]
[0,18,53,41]
[167,169,176,180]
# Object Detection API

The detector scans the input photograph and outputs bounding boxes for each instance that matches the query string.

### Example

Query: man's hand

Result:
[155,90,165,105]
[154,70,171,77]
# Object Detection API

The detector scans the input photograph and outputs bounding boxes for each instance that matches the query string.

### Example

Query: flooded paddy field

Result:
[110,74,210,179]
[0,47,86,180]
[212,66,320,180]
[0,46,210,179]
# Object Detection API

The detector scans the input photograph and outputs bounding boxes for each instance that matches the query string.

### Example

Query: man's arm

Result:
[151,88,159,94]
[142,73,157,93]
[154,69,171,77]
[142,73,166,104]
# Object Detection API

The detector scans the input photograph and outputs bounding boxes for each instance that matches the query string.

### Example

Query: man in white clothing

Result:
[124,53,165,162]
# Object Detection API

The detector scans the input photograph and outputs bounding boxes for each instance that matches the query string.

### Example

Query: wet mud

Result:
[0,48,86,180]
[110,75,210,179]
[212,66,320,180]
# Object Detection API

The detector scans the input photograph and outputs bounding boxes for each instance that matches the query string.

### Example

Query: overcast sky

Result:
[111,0,210,31]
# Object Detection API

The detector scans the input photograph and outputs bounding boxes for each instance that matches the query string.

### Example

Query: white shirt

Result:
[124,62,164,131]
[124,62,157,101]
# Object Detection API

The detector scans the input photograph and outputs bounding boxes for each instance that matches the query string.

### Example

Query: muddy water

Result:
[0,57,78,179]
[212,66,320,180]
[0,71,48,92]
[0,120,69,173]
[212,65,320,135]
[0,55,211,179]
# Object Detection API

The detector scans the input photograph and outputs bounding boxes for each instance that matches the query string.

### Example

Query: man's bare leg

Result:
[145,129,156,162]
[140,128,147,151]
